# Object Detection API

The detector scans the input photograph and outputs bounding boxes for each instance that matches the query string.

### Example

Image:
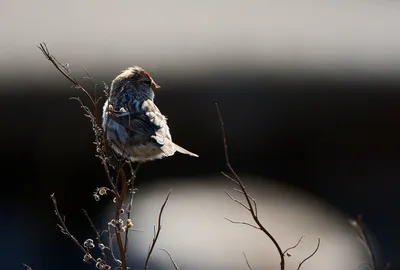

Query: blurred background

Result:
[1,0,400,269]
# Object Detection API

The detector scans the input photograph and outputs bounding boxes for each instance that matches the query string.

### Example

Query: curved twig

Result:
[283,235,306,256]
[144,190,172,269]
[243,252,253,270]
[159,248,179,270]
[297,238,320,270]
[224,217,260,230]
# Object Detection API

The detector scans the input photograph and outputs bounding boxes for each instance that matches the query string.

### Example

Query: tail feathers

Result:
[174,143,199,157]
[160,141,176,157]
[160,140,199,158]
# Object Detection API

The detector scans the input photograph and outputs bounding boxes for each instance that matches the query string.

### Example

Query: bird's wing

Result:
[108,99,171,144]
[142,100,198,157]
[141,99,172,144]
[108,99,198,157]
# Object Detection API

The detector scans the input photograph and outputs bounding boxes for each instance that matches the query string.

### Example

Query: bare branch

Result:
[215,102,286,270]
[297,238,320,270]
[243,252,253,270]
[159,248,179,270]
[50,193,96,264]
[283,235,306,256]
[224,217,260,230]
[144,190,172,270]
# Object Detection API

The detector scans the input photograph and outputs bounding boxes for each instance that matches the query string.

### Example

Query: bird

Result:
[102,66,198,162]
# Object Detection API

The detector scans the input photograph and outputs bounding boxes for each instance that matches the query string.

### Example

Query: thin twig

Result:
[159,248,179,270]
[224,189,250,210]
[215,102,286,270]
[224,217,260,230]
[37,43,95,105]
[283,235,306,256]
[350,214,389,270]
[232,188,258,215]
[82,209,108,262]
[144,190,172,270]
[297,238,320,270]
[220,171,239,185]
[50,193,96,263]
[68,95,117,193]
[243,252,253,270]
[81,65,100,104]
[356,215,376,270]
[22,263,33,270]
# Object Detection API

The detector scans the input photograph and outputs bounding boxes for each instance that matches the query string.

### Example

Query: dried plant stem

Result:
[38,43,117,193]
[283,235,306,256]
[243,252,253,270]
[297,238,320,270]
[144,190,172,270]
[82,209,108,262]
[22,263,33,270]
[50,193,96,264]
[38,42,132,270]
[159,248,179,270]
[356,215,376,269]
[215,103,285,270]
[37,43,96,106]
[216,103,323,270]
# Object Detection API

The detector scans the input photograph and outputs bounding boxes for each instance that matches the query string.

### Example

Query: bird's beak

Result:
[151,80,161,91]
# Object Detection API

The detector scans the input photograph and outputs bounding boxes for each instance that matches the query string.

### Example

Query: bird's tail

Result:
[174,143,199,158]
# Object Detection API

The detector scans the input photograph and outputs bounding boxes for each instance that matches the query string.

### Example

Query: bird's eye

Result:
[143,79,151,85]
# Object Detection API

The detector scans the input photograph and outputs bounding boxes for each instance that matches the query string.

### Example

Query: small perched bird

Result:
[102,66,198,162]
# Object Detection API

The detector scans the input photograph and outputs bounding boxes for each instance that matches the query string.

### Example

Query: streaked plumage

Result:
[102,66,198,162]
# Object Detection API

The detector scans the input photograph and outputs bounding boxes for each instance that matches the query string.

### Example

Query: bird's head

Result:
[110,66,161,98]
[120,66,160,91]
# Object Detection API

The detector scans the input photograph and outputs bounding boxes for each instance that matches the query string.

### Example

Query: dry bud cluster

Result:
[93,187,111,201]
[84,239,95,249]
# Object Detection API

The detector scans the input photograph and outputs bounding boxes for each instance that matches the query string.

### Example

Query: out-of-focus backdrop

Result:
[1,0,400,269]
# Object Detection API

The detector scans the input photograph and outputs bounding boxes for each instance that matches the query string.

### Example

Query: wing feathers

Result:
[107,98,198,159]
